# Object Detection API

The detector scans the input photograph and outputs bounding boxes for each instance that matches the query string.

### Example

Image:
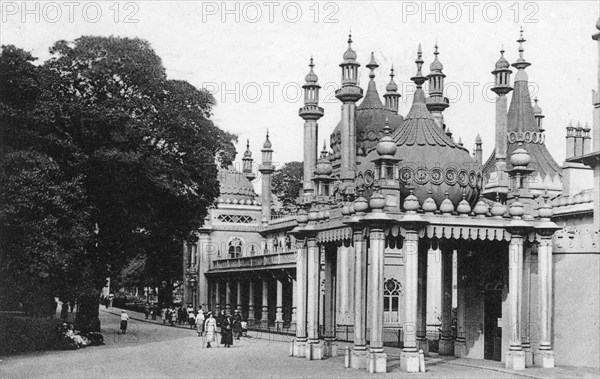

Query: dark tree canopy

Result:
[0,37,236,324]
[271,161,303,214]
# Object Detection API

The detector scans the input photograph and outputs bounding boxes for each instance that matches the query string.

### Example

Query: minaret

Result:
[384,66,401,113]
[242,139,256,182]
[372,117,401,212]
[491,47,513,168]
[259,131,275,223]
[335,33,364,189]
[299,57,324,201]
[474,134,483,165]
[533,97,545,132]
[426,44,450,129]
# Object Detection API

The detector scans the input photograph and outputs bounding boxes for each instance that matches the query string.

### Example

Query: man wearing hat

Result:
[120,310,129,334]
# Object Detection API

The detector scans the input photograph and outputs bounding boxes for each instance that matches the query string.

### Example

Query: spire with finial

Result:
[384,65,401,112]
[242,139,255,181]
[426,43,449,127]
[366,52,379,80]
[410,44,427,104]
[512,27,531,81]
[262,130,272,150]
[343,31,357,62]
[337,32,362,89]
[301,56,324,113]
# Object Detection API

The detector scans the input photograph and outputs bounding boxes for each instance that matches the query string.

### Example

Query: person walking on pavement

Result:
[196,307,205,336]
[204,312,217,348]
[120,310,129,334]
[232,310,242,340]
[221,313,233,348]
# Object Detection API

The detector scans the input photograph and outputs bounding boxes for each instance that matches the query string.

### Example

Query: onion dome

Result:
[386,66,399,92]
[343,33,357,61]
[495,48,510,70]
[473,196,489,217]
[243,139,252,158]
[403,188,420,212]
[369,188,386,212]
[376,117,398,157]
[354,195,369,214]
[509,196,525,218]
[429,44,444,73]
[457,193,471,215]
[263,131,272,149]
[532,97,542,115]
[315,140,333,176]
[439,192,454,214]
[510,142,531,168]
[217,165,257,203]
[296,209,309,225]
[305,57,318,84]
[422,190,437,213]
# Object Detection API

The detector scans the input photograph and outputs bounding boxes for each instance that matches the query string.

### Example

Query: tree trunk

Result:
[75,292,101,332]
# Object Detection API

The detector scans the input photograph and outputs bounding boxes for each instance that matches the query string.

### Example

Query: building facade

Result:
[183,22,600,373]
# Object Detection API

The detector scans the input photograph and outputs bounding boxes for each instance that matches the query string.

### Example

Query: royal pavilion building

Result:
[183,21,600,373]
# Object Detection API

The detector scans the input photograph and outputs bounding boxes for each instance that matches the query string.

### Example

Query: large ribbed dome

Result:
[388,89,482,206]
[217,165,257,203]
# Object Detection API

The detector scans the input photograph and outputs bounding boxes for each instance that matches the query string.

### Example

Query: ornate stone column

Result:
[292,238,308,357]
[248,280,256,323]
[324,246,338,357]
[292,279,297,324]
[197,233,211,310]
[261,280,269,327]
[276,279,284,326]
[535,235,555,367]
[351,228,368,369]
[506,233,525,370]
[454,250,466,357]
[214,281,221,315]
[367,225,387,373]
[439,246,454,355]
[225,281,231,316]
[306,236,324,360]
[401,228,420,372]
[522,246,533,366]
[236,281,243,314]
[417,240,429,356]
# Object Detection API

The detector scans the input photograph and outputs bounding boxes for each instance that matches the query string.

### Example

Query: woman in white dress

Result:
[204,312,217,348]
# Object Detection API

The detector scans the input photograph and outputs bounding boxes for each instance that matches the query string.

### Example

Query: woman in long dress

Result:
[220,314,233,347]
[204,312,217,348]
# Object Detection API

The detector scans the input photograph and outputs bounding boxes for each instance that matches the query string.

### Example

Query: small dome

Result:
[473,196,489,217]
[429,45,443,72]
[439,192,454,214]
[386,68,399,92]
[509,197,525,218]
[315,155,333,176]
[495,49,510,70]
[343,34,357,61]
[296,209,309,225]
[243,139,252,158]
[403,190,420,212]
[263,132,272,149]
[457,194,471,215]
[305,58,318,84]
[354,196,369,213]
[218,165,256,203]
[376,118,397,157]
[422,191,437,213]
[510,143,531,167]
[490,197,506,217]
[369,191,386,211]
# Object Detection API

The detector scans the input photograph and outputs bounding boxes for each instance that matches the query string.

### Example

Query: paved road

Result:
[1,308,597,378]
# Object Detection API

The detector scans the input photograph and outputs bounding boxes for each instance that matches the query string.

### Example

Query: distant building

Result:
[184,22,600,373]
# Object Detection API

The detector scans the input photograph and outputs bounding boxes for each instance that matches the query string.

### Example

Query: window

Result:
[384,278,402,324]
[228,238,243,258]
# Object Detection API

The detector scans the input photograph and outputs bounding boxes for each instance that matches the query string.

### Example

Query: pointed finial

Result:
[366,52,378,79]
[434,42,439,56]
[246,138,250,149]
[512,26,531,70]
[383,115,391,135]
[322,139,327,151]
[411,44,426,86]
[309,56,314,68]
[390,65,395,78]
[348,31,352,45]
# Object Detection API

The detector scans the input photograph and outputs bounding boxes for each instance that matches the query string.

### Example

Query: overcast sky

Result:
[2,0,598,176]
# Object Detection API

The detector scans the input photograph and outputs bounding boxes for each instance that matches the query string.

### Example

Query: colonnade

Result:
[290,226,557,374]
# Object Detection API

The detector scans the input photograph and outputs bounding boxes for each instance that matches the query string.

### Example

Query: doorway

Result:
[483,290,502,361]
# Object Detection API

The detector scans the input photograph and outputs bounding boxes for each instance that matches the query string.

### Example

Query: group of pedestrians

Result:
[202,309,244,348]
[158,304,198,327]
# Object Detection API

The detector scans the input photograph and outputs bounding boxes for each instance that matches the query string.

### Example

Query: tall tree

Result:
[0,37,235,329]
[271,161,303,214]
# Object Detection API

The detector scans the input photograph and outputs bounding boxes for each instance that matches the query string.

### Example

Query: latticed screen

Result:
[217,214,255,224]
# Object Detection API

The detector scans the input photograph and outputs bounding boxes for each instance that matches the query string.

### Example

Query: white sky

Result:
[2,0,599,176]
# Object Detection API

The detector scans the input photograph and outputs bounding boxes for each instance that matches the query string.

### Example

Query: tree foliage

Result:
[0,37,236,323]
[271,161,303,214]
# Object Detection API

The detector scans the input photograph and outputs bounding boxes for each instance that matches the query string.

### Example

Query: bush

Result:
[0,314,64,355]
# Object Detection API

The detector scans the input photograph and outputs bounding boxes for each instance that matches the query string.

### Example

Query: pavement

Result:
[0,307,598,378]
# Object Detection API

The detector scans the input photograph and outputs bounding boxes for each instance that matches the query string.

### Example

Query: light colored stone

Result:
[350,349,367,369]
[505,350,526,370]
[400,350,420,373]
[367,351,387,373]
[535,350,555,368]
